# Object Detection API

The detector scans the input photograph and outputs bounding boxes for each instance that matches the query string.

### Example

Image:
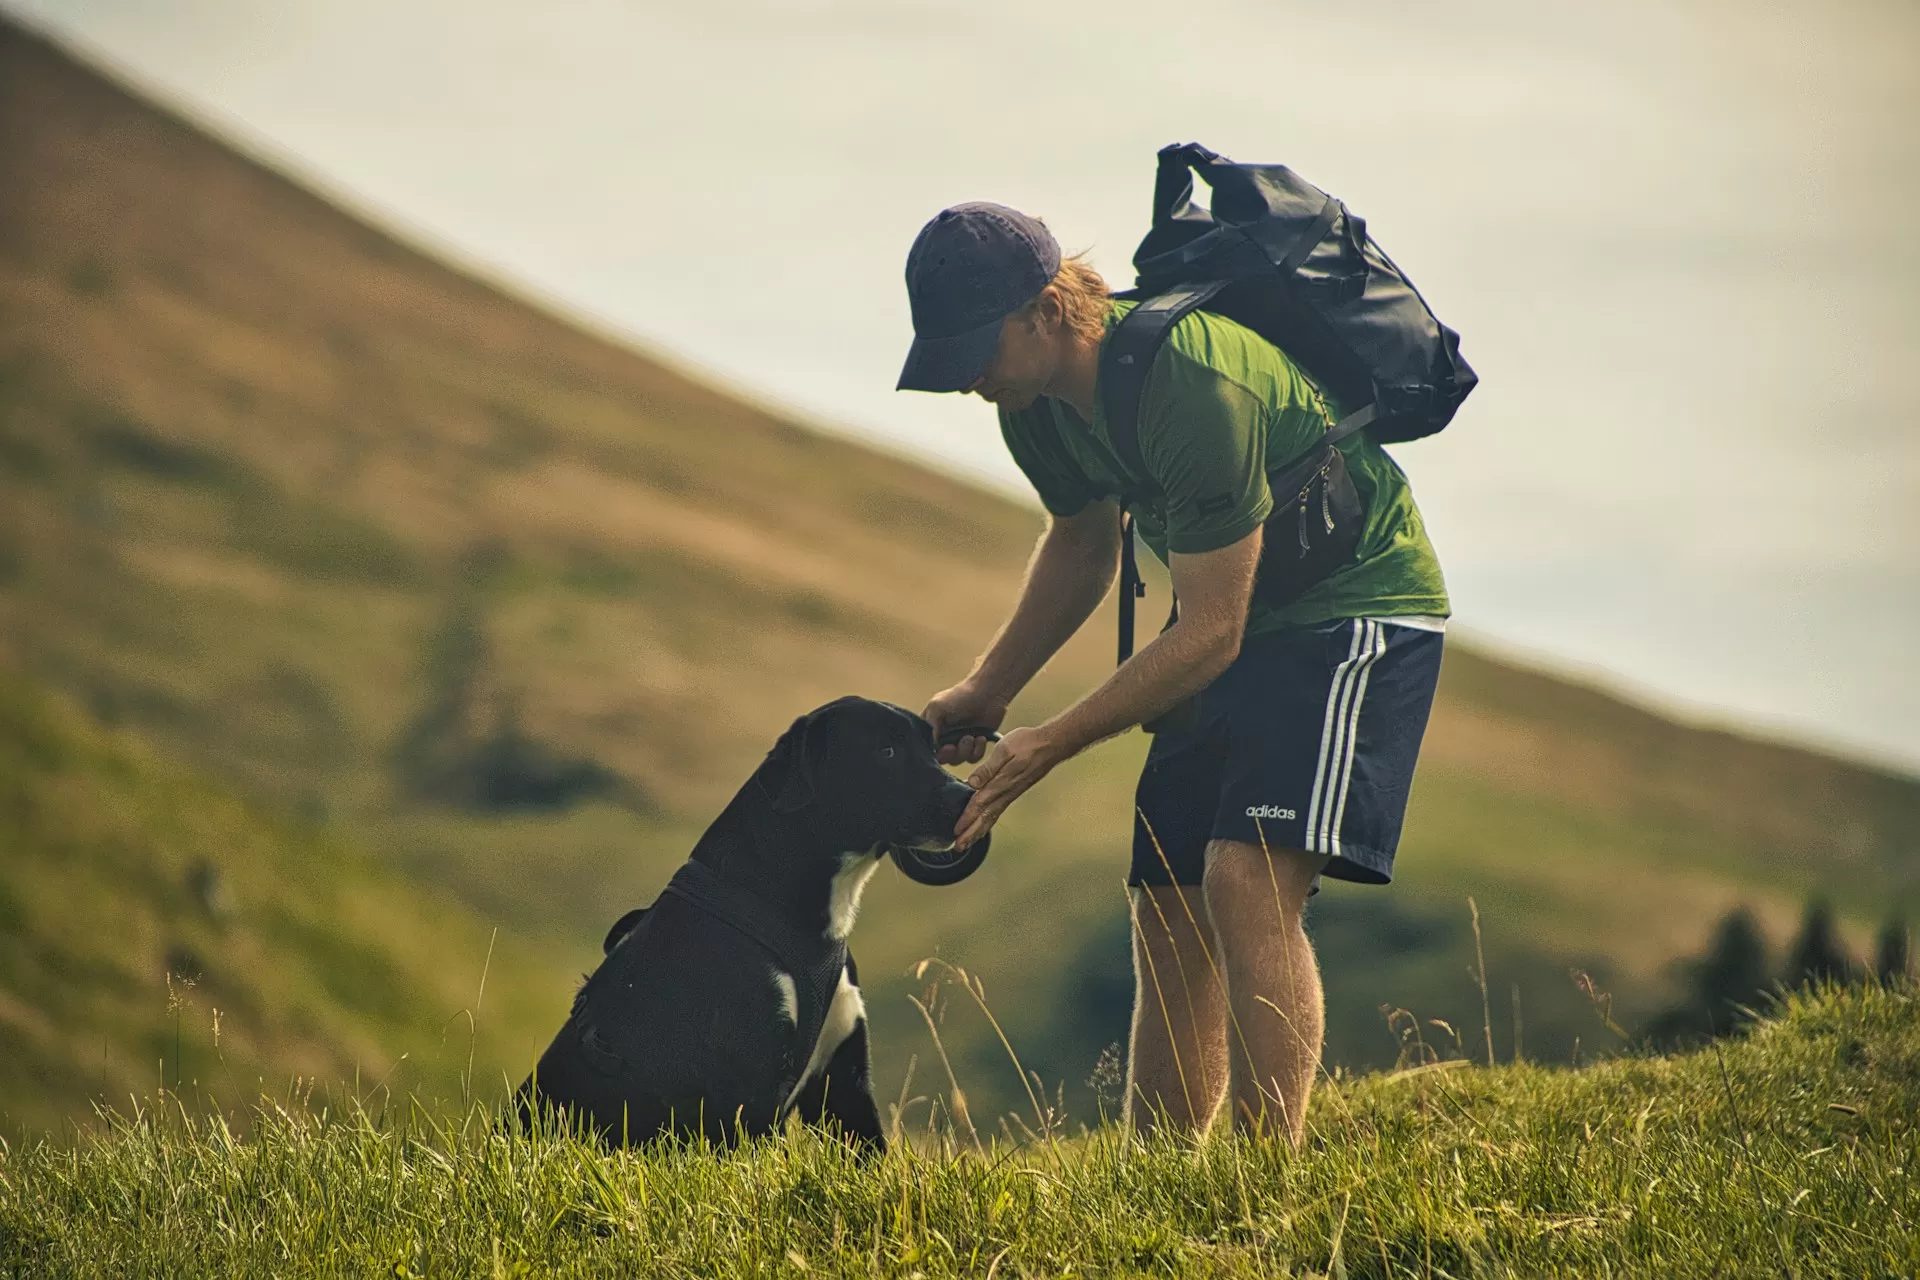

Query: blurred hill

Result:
[3,14,1917,1129]
[0,667,570,1135]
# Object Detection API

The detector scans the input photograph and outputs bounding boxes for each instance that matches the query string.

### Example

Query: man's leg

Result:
[1124,884,1228,1136]
[1203,838,1326,1144]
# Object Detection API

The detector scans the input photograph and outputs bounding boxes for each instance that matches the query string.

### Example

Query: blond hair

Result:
[1020,252,1110,344]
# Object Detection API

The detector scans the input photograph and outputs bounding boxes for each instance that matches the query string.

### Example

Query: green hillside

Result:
[1,13,1916,1131]
[0,668,571,1136]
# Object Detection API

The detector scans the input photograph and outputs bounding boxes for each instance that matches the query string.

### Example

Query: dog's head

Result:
[758,696,977,861]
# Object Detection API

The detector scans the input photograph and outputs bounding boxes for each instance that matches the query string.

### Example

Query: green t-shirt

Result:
[998,300,1449,633]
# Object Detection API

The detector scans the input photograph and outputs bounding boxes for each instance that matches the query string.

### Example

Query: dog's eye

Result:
[879,747,896,760]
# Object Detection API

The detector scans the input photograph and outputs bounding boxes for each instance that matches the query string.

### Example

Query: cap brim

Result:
[895,317,1004,393]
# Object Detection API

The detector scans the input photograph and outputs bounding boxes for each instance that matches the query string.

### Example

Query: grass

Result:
[1,983,1913,1277]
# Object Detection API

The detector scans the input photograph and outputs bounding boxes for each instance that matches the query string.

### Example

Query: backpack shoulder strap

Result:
[1322,401,1378,451]
[1103,287,1382,670]
[1098,281,1229,493]
[1266,402,1381,498]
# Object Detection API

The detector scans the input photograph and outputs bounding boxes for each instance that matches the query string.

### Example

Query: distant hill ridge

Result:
[2,12,1915,1129]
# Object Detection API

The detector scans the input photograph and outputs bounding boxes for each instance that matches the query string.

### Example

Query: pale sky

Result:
[10,0,1919,771]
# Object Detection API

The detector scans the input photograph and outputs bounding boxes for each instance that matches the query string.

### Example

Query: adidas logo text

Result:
[1245,805,1297,821]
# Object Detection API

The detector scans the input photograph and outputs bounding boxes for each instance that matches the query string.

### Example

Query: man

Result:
[901,202,1447,1144]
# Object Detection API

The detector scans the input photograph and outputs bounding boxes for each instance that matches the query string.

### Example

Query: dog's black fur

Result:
[517,697,976,1152]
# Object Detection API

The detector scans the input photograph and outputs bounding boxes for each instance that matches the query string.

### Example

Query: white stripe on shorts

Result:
[1328,622,1389,856]
[1304,619,1388,857]
[1305,621,1365,854]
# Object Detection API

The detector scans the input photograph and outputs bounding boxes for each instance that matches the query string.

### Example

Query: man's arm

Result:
[924,500,1121,760]
[1043,525,1260,752]
[970,499,1123,699]
[952,524,1262,849]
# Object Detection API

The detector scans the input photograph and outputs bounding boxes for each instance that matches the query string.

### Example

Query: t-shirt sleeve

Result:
[999,405,1098,518]
[1136,355,1273,555]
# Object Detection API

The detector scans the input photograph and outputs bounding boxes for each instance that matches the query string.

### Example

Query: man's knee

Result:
[1202,839,1323,917]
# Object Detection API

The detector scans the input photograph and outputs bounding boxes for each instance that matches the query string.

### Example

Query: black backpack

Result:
[1102,142,1475,694]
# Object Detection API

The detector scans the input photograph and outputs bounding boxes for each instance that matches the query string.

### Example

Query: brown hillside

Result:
[0,15,1069,820]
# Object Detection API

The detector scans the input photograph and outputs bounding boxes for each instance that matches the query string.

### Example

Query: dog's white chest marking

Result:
[771,970,798,1025]
[774,850,879,1115]
[827,852,881,940]
[781,968,865,1114]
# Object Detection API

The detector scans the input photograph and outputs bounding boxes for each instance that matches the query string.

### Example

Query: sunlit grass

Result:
[2,984,1913,1277]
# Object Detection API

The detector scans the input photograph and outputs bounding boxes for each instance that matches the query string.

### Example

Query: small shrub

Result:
[1878,917,1912,985]
[1644,906,1771,1048]
[1784,897,1856,990]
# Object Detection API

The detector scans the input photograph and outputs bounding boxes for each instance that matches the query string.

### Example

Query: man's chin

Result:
[993,389,1041,412]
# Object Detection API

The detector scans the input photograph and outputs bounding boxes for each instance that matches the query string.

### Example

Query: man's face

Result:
[967,304,1056,411]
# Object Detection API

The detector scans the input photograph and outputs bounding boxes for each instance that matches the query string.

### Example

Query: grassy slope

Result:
[0,668,570,1136]
[2,14,1917,1127]
[2,984,1914,1277]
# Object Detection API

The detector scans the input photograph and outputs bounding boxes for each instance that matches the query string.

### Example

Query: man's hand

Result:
[922,681,1010,765]
[920,504,1119,766]
[954,725,1068,850]
[942,525,1263,849]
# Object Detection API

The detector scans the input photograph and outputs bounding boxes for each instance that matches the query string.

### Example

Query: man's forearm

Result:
[1042,611,1238,754]
[967,511,1120,701]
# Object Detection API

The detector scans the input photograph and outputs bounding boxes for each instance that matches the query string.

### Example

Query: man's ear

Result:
[1032,285,1064,336]
[766,713,816,814]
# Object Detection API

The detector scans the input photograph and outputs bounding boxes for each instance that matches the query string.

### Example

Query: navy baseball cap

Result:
[897,202,1061,394]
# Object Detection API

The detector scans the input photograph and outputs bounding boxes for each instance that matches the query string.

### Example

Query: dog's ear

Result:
[763,698,865,813]
[765,713,816,813]
[602,907,648,955]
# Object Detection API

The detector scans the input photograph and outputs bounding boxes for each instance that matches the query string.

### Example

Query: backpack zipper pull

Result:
[1321,467,1335,534]
[1297,492,1311,556]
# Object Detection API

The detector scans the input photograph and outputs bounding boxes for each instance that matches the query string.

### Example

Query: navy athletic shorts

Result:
[1130,617,1444,887]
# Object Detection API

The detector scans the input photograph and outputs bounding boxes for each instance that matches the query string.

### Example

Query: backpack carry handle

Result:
[1151,142,1222,228]
[1145,144,1349,286]
[1154,141,1320,234]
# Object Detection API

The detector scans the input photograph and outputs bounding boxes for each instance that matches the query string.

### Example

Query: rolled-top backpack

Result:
[1104,142,1476,697]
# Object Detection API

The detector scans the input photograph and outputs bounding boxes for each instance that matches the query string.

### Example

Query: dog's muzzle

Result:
[888,775,990,886]
[888,830,989,886]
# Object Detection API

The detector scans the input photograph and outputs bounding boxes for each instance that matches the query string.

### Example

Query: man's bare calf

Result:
[1125,839,1327,1145]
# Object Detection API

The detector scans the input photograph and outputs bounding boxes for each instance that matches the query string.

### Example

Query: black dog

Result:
[518,697,979,1151]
